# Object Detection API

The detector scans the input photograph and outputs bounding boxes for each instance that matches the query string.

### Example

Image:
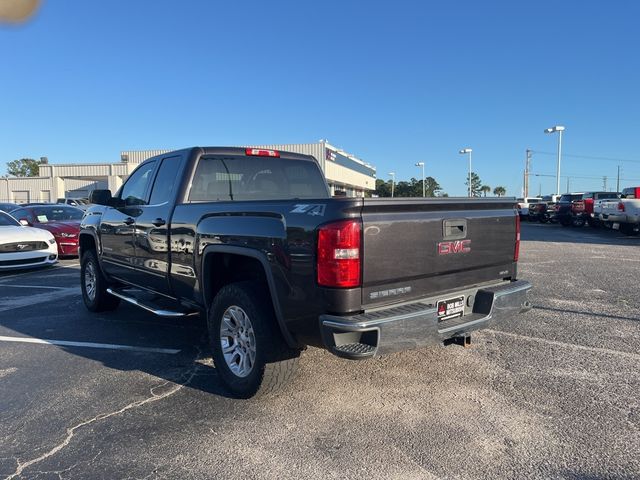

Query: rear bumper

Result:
[598,213,640,224]
[320,280,532,359]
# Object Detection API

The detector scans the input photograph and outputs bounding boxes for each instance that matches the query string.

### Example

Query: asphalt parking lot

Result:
[1,223,639,479]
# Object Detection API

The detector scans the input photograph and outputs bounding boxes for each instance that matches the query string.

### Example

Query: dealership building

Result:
[0,141,376,203]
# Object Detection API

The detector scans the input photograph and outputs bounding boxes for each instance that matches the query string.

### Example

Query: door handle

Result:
[152,218,166,227]
[123,217,135,226]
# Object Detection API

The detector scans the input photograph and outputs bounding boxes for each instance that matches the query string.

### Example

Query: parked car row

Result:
[520,187,640,235]
[0,210,59,270]
[0,204,84,270]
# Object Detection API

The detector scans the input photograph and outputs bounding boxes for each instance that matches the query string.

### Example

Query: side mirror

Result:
[19,219,30,226]
[89,189,113,206]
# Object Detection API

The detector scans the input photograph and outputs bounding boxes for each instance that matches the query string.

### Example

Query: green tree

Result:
[464,172,483,197]
[7,158,44,177]
[376,176,442,198]
[480,185,491,197]
[493,186,506,197]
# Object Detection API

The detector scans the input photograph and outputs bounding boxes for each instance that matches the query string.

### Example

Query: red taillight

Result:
[245,148,280,157]
[618,202,625,212]
[317,219,361,288]
[514,214,521,262]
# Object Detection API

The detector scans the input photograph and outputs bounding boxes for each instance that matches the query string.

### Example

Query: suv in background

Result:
[528,194,561,223]
[554,193,584,226]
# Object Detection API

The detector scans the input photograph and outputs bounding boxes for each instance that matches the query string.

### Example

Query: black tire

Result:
[587,217,600,228]
[80,249,120,312]
[539,217,548,224]
[572,217,586,228]
[620,223,639,236]
[560,218,572,227]
[208,281,300,398]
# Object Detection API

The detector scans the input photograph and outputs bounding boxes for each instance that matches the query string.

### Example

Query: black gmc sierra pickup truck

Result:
[80,147,532,397]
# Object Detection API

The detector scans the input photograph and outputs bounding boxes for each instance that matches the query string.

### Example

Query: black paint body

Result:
[81,147,527,354]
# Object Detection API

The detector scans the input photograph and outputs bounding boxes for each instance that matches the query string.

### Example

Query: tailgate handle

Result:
[443,219,467,240]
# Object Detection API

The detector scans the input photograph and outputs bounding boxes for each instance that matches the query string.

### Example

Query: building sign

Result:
[325,148,376,178]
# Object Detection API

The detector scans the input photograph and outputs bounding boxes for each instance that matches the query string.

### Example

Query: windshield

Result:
[595,192,620,200]
[31,206,84,223]
[0,211,20,227]
[189,156,330,202]
[560,194,582,202]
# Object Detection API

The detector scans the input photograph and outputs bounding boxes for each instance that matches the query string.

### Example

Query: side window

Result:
[149,156,183,205]
[120,161,157,206]
[188,158,233,202]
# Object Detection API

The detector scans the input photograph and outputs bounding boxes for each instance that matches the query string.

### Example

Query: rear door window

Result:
[149,156,183,205]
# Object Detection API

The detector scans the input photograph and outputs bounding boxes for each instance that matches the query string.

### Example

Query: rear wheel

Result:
[572,216,586,227]
[80,249,120,312]
[208,281,300,398]
[620,223,639,236]
[560,218,572,227]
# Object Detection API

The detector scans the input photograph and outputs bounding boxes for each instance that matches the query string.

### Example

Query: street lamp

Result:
[544,125,565,195]
[388,172,395,197]
[459,148,473,197]
[414,162,425,197]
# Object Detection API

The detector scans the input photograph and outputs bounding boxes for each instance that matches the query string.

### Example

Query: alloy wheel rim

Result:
[219,305,256,378]
[85,261,96,301]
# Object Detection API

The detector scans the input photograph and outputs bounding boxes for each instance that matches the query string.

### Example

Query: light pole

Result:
[459,148,473,197]
[388,172,395,197]
[544,125,565,195]
[415,162,425,197]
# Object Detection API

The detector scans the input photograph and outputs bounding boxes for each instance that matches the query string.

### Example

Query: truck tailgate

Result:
[361,198,517,307]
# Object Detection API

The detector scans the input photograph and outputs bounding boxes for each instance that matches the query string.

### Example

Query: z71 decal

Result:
[290,204,326,216]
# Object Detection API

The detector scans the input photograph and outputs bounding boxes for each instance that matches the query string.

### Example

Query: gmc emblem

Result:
[438,239,471,255]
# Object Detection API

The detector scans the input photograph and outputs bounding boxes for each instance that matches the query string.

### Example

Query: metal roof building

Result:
[1,141,376,203]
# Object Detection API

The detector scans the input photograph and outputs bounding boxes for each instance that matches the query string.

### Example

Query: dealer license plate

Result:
[437,296,465,321]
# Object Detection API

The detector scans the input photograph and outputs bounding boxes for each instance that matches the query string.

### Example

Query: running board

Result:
[106,288,197,318]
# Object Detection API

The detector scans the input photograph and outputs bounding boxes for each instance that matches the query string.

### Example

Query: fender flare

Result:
[78,230,100,257]
[201,244,298,348]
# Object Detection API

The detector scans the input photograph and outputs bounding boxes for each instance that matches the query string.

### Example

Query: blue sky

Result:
[1,0,639,196]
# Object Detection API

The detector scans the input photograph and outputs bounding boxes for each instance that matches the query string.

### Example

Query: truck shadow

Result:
[0,292,244,398]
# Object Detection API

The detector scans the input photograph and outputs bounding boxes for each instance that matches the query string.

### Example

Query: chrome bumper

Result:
[320,280,532,359]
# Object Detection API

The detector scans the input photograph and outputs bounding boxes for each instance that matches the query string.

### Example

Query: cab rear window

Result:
[188,156,329,202]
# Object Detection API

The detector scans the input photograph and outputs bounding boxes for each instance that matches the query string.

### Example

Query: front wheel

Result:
[208,281,300,398]
[80,249,120,312]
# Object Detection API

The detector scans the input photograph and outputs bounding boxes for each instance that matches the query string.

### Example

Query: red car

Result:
[10,205,83,257]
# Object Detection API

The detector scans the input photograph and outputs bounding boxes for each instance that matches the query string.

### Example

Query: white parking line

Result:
[0,287,80,312]
[0,335,181,354]
[486,329,640,361]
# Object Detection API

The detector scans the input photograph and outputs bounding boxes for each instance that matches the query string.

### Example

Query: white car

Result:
[516,197,541,217]
[0,211,58,270]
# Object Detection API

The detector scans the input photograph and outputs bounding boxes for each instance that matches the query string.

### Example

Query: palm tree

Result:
[480,185,491,197]
[493,186,506,197]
